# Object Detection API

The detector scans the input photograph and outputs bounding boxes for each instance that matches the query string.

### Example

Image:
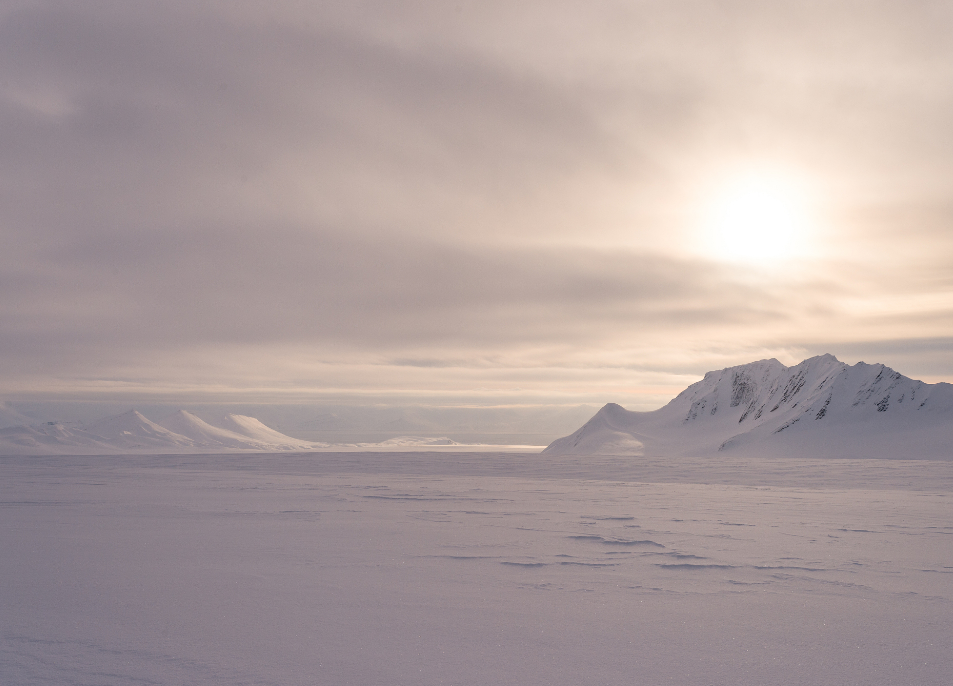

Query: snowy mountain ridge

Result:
[0,409,314,455]
[545,355,953,459]
[0,410,517,454]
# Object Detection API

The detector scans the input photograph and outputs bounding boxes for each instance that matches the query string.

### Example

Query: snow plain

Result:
[2,450,952,685]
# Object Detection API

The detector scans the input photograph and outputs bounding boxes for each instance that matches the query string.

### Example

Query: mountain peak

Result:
[84,409,196,448]
[544,355,953,459]
[0,409,316,455]
[803,353,840,364]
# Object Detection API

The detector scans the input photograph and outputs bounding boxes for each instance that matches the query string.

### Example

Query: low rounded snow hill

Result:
[0,410,314,455]
[0,411,545,455]
[543,354,953,460]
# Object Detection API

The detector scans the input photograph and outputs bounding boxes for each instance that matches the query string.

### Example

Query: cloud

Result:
[0,3,641,243]
[2,1,952,403]
[1,226,785,359]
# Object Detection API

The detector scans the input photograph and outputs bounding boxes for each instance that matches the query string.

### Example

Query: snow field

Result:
[1,451,951,685]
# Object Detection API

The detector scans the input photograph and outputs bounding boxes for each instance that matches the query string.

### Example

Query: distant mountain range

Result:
[544,355,953,459]
[0,409,492,455]
[6,356,950,458]
[0,410,316,454]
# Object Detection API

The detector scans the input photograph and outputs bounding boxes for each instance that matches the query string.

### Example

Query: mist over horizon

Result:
[3,352,950,449]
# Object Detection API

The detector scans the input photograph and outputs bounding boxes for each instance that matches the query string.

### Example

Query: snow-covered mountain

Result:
[0,409,515,454]
[0,409,314,455]
[0,422,112,454]
[86,410,199,450]
[544,354,953,459]
[0,402,32,429]
[219,413,310,445]
[159,410,314,451]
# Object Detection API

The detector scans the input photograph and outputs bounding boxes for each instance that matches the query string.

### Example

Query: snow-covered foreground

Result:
[2,451,951,685]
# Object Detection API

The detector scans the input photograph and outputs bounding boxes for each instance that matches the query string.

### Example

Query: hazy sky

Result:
[3,0,952,410]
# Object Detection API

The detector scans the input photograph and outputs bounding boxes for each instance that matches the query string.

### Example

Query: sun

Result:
[697,172,813,264]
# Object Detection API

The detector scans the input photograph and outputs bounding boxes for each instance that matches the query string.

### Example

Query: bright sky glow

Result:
[698,173,814,264]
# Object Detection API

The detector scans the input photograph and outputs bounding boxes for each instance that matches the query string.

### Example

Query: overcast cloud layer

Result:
[3,1,953,409]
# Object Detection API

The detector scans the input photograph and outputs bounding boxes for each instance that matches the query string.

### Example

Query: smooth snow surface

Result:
[1,451,951,685]
[546,354,953,459]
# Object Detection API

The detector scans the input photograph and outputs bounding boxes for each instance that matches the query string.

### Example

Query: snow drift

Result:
[544,354,953,459]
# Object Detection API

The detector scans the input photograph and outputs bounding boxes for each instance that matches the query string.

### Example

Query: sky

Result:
[2,0,953,416]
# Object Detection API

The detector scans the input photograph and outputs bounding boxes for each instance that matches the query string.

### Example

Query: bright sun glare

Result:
[699,172,813,264]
